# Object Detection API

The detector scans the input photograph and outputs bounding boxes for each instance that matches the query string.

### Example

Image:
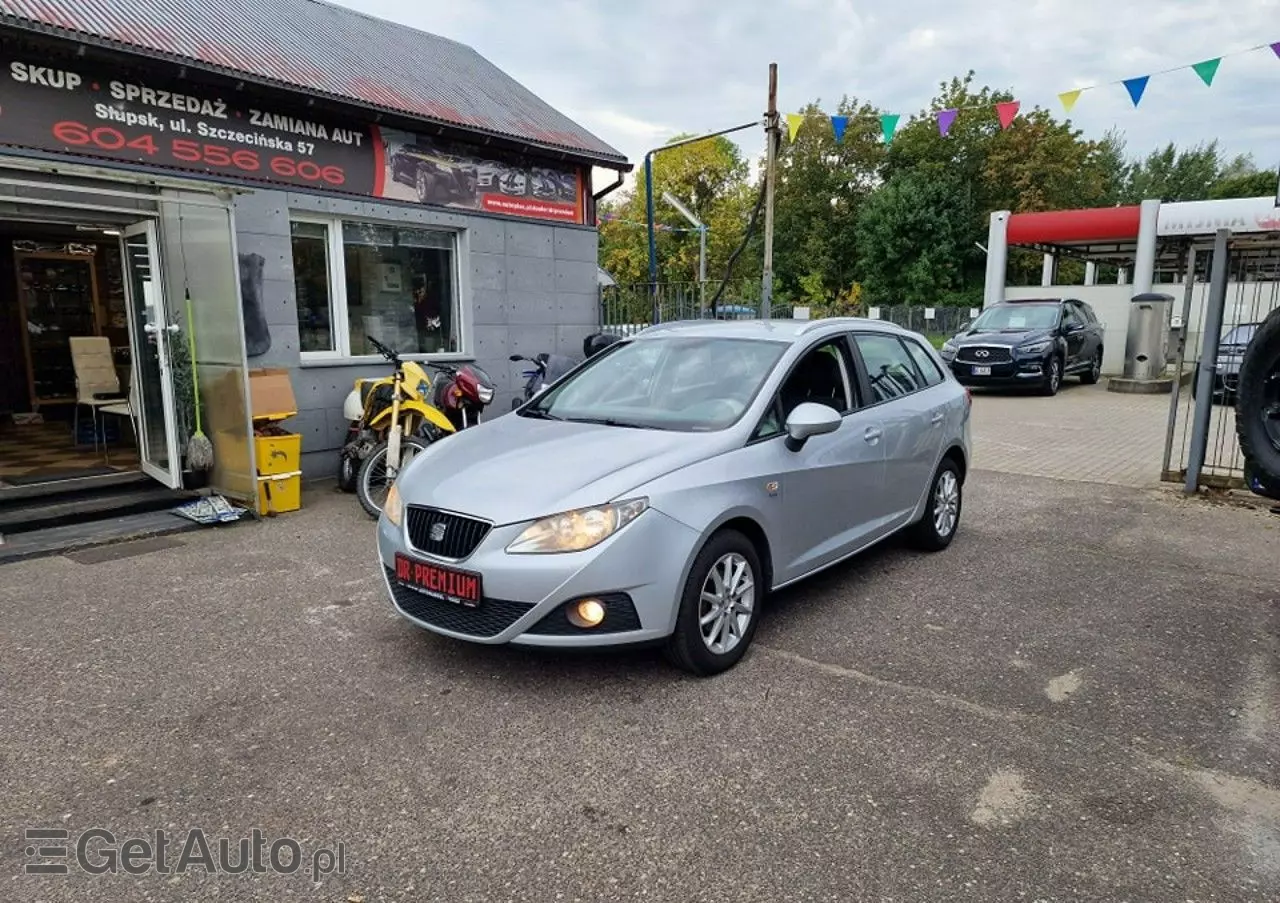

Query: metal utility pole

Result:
[1184,228,1231,495]
[643,121,758,323]
[761,62,779,319]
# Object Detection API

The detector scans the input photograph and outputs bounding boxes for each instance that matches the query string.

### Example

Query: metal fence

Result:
[1162,237,1280,490]
[599,283,975,344]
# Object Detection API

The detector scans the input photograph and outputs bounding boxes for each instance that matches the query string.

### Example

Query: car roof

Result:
[627,317,917,345]
[998,298,1067,305]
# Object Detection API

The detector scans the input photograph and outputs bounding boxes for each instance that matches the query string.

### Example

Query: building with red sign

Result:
[0,0,630,529]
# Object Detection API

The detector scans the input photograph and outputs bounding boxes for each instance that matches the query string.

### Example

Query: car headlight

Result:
[506,498,648,554]
[384,482,403,527]
[1019,340,1051,355]
[940,340,958,358]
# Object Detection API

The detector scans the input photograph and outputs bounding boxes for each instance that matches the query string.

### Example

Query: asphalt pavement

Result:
[1,470,1278,902]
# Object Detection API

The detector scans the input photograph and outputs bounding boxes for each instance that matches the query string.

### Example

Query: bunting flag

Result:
[996,101,1020,129]
[1122,75,1149,107]
[779,39,1278,144]
[880,113,900,143]
[1192,57,1221,86]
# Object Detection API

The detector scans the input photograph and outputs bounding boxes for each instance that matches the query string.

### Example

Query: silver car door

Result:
[850,332,939,525]
[752,337,889,584]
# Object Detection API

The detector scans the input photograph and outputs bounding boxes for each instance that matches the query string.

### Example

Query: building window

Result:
[290,217,461,360]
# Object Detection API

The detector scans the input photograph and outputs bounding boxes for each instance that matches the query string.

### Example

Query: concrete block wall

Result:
[232,188,601,481]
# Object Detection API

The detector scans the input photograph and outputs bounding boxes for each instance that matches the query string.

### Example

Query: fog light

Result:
[568,598,606,628]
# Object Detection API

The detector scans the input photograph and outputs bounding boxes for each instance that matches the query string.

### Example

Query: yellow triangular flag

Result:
[785,113,804,142]
[1058,89,1082,113]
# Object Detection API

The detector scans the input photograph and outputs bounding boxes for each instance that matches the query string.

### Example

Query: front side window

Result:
[752,339,857,441]
[525,336,787,432]
[855,333,926,402]
[290,217,460,359]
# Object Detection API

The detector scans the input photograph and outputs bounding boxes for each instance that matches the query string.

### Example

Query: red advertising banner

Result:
[0,55,584,223]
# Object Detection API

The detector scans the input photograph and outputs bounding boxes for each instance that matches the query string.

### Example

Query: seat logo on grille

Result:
[429,522,448,542]
[975,349,990,358]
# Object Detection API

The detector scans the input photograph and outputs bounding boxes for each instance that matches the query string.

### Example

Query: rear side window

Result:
[902,338,945,387]
[854,334,926,402]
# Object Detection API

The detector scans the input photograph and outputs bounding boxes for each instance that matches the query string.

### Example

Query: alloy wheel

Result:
[1050,360,1061,392]
[933,470,960,538]
[698,552,756,656]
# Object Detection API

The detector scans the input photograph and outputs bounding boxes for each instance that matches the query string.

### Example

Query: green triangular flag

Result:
[880,113,901,144]
[1192,58,1221,86]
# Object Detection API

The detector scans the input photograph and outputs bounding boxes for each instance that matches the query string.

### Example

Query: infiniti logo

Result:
[974,349,990,358]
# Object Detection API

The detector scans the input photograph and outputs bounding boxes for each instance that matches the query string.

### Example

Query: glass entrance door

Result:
[121,221,182,489]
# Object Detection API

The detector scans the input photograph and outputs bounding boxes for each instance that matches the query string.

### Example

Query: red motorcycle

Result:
[430,362,496,430]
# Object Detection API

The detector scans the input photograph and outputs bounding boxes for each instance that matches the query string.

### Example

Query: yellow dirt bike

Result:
[338,335,455,518]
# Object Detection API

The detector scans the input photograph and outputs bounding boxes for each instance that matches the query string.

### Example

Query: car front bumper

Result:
[376,506,700,648]
[946,356,1049,387]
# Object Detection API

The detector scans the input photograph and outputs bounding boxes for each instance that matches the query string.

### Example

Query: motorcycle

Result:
[337,335,456,518]
[509,352,579,409]
[429,360,497,430]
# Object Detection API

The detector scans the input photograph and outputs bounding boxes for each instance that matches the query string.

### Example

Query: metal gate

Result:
[1162,231,1280,491]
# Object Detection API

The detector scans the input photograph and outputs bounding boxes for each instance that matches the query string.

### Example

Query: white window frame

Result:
[291,213,469,365]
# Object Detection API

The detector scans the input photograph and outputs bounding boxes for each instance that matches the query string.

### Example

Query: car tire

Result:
[664,529,764,677]
[1040,356,1062,396]
[906,458,963,552]
[1080,348,1102,385]
[1234,307,1280,487]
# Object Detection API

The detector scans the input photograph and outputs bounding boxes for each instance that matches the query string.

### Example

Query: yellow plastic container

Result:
[256,471,302,516]
[254,431,301,477]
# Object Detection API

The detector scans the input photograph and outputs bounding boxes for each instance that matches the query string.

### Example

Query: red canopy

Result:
[1006,206,1142,245]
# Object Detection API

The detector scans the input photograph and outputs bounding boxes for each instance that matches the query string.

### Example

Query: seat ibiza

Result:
[376,318,972,676]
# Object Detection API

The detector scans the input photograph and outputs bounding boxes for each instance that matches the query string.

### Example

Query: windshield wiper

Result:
[519,408,563,421]
[565,416,660,430]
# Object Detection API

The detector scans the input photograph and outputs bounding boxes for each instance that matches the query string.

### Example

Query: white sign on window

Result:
[969,308,980,319]
[924,307,936,320]
[868,307,881,320]
[793,306,811,320]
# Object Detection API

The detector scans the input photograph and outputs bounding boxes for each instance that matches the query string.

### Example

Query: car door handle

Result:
[930,411,944,426]
[864,426,882,444]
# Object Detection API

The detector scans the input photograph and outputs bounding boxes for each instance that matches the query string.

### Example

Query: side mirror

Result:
[784,402,842,452]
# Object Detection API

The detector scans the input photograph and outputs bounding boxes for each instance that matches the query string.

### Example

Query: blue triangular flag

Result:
[830,115,849,143]
[1123,75,1149,107]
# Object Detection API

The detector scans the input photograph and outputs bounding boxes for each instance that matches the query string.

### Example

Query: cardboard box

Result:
[248,368,297,422]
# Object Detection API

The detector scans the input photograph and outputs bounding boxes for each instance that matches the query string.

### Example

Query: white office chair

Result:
[69,336,133,464]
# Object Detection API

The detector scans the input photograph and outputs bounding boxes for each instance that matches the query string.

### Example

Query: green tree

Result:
[764,96,886,304]
[853,168,976,307]
[1122,141,1223,202]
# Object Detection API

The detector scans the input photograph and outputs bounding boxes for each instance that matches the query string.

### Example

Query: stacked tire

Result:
[1235,307,1280,501]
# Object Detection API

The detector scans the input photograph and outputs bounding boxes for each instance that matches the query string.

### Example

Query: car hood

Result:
[952,328,1053,347]
[396,412,727,525]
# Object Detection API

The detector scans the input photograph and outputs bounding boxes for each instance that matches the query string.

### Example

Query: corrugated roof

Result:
[0,0,628,166]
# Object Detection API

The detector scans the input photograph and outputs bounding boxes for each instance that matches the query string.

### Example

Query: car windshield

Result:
[521,335,787,431]
[1222,323,1259,345]
[970,303,1061,332]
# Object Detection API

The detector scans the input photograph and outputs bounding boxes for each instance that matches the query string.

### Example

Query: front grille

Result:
[386,568,533,638]
[956,346,1013,364]
[525,594,643,635]
[405,507,491,560]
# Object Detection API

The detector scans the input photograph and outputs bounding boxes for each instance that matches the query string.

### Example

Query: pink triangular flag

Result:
[936,109,958,137]
[996,101,1020,129]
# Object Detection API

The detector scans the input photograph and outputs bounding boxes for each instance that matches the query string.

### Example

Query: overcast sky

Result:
[337,0,1279,192]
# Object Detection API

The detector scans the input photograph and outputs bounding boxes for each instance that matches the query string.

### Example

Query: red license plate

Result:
[393,553,482,608]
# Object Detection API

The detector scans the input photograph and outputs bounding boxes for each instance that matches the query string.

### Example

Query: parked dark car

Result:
[938,298,1105,396]
[1192,321,1262,404]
